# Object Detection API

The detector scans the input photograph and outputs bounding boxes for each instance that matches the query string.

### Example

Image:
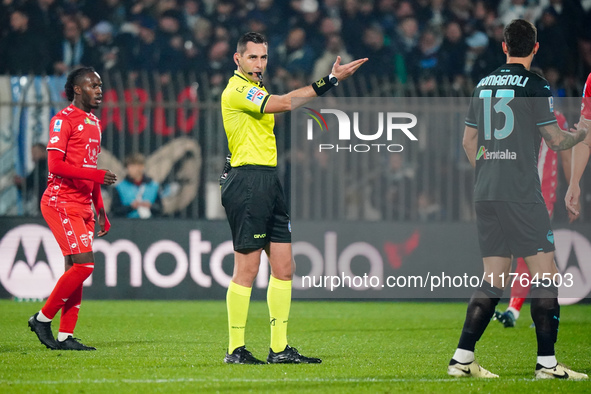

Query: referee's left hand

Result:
[331,56,368,82]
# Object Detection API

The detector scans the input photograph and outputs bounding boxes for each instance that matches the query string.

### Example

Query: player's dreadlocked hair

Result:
[64,67,96,102]
[237,32,267,54]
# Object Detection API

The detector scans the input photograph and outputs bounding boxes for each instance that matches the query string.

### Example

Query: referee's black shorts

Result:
[221,165,291,251]
[475,201,555,259]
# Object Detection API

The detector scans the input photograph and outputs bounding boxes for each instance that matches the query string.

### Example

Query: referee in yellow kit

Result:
[220,31,367,364]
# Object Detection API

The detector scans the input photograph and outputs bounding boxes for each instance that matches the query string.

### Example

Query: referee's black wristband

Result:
[312,75,334,96]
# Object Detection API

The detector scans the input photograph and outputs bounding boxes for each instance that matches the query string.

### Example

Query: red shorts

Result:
[41,202,95,256]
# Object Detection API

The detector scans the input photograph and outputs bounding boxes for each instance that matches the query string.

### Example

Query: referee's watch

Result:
[328,73,339,86]
[312,74,338,96]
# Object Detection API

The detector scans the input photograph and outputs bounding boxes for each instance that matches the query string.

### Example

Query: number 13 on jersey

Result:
[479,89,515,140]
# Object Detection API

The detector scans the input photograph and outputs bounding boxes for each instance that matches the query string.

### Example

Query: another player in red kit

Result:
[28,67,117,350]
[565,72,591,220]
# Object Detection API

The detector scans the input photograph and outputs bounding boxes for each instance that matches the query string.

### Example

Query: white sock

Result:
[58,332,72,342]
[507,306,520,320]
[36,311,51,322]
[537,355,557,369]
[453,348,475,364]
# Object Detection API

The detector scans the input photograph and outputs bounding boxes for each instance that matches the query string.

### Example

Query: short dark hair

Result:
[503,19,537,57]
[236,32,267,54]
[64,67,96,101]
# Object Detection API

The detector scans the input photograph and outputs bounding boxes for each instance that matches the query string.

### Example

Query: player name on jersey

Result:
[477,74,529,88]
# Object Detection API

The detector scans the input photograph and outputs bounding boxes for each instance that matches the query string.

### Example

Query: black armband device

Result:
[312,74,338,96]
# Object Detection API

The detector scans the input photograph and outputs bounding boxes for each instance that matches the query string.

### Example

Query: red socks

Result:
[508,257,530,311]
[59,284,83,334]
[42,263,94,320]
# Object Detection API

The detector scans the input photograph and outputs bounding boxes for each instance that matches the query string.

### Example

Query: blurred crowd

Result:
[3,0,591,221]
[1,0,591,96]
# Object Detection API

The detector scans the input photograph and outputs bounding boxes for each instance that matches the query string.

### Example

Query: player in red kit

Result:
[565,72,591,220]
[496,109,572,327]
[28,67,117,351]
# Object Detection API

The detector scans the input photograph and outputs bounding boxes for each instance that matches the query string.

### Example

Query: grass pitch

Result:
[0,300,589,393]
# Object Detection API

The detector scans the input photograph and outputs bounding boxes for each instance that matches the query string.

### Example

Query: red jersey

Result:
[42,104,102,206]
[582,72,591,120]
[538,111,567,215]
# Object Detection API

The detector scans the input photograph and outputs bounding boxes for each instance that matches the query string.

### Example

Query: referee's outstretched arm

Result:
[263,56,368,114]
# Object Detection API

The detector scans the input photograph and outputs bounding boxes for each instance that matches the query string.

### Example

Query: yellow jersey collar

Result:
[234,71,264,88]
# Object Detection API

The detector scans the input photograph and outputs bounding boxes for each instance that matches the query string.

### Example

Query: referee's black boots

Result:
[267,345,322,364]
[224,346,265,365]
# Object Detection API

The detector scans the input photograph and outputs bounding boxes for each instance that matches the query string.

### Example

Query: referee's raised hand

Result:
[331,56,368,82]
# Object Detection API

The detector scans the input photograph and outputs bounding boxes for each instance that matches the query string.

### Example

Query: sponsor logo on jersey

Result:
[476,146,517,160]
[246,87,265,105]
[78,124,84,131]
[50,136,59,144]
[548,97,554,112]
[53,119,62,132]
[84,117,96,125]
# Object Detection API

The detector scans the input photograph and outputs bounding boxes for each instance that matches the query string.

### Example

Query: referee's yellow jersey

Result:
[221,72,276,167]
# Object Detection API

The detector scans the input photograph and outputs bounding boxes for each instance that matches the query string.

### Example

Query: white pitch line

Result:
[0,377,539,385]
